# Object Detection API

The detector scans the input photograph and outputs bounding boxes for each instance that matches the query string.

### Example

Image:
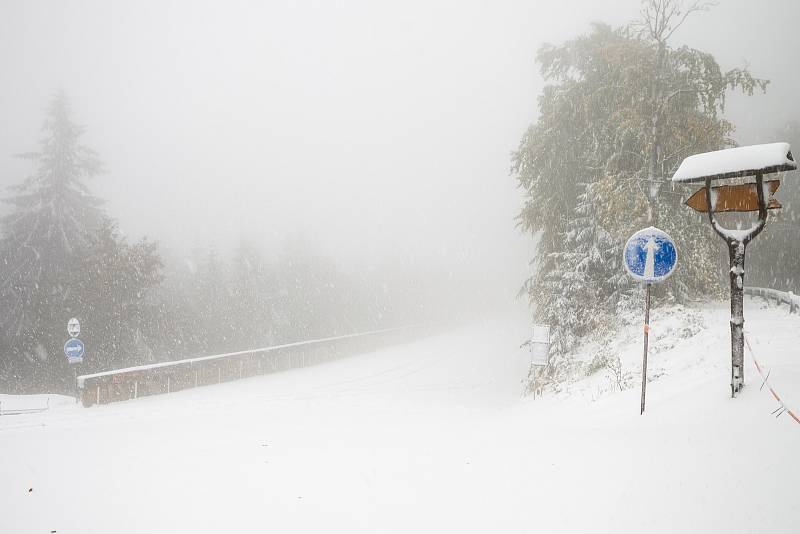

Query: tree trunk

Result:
[706,174,768,398]
[647,41,667,225]
[728,239,746,396]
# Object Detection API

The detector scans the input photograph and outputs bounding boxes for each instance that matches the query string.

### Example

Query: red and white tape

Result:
[744,334,800,425]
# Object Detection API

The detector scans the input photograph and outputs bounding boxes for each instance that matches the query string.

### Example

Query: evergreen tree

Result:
[275,240,346,341]
[228,241,277,349]
[78,221,163,372]
[512,2,767,370]
[0,93,164,391]
[526,182,619,356]
[749,120,800,290]
[0,93,104,388]
[194,248,232,353]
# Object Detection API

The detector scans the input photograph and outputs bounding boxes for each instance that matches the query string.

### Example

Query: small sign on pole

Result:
[66,318,85,403]
[67,317,81,338]
[64,338,85,364]
[623,226,678,284]
[623,226,678,415]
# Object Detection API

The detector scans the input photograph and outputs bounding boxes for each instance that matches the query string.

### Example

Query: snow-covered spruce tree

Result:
[0,93,163,392]
[512,2,767,383]
[523,182,620,360]
[0,93,105,389]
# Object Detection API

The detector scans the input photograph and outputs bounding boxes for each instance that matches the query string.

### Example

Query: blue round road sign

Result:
[64,338,85,363]
[623,226,678,284]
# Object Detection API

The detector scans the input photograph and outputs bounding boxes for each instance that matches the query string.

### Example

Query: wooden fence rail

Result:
[744,287,799,314]
[76,325,427,408]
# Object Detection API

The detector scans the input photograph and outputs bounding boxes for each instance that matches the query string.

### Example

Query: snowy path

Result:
[2,302,799,534]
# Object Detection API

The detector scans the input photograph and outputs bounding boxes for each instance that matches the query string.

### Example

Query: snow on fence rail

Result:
[744,287,800,314]
[76,324,427,408]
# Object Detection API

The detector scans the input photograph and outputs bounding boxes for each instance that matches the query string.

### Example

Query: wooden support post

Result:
[705,175,768,397]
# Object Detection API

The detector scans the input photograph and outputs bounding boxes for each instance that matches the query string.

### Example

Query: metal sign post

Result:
[623,227,678,414]
[65,318,84,402]
[672,142,796,397]
[641,283,651,415]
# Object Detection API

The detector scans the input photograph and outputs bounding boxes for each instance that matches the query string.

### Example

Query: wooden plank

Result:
[685,180,782,213]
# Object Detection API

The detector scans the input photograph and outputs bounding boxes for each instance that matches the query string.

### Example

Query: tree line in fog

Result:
[0,94,445,393]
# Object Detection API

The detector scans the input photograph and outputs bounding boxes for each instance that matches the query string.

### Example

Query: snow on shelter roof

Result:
[671,142,796,183]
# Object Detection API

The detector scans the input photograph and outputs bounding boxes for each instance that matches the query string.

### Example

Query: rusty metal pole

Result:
[641,283,652,415]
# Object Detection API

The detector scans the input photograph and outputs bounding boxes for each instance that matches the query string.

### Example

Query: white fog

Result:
[1,1,799,533]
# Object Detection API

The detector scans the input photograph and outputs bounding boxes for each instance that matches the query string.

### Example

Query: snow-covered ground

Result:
[2,299,799,534]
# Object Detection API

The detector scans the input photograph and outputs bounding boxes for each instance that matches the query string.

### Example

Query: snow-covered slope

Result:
[1,299,798,534]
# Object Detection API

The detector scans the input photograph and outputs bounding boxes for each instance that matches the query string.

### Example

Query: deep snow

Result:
[1,299,799,534]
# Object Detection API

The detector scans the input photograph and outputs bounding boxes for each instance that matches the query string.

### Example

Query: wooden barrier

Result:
[76,325,426,407]
[745,287,799,314]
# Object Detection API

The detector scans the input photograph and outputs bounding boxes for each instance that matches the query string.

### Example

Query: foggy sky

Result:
[1,0,798,297]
